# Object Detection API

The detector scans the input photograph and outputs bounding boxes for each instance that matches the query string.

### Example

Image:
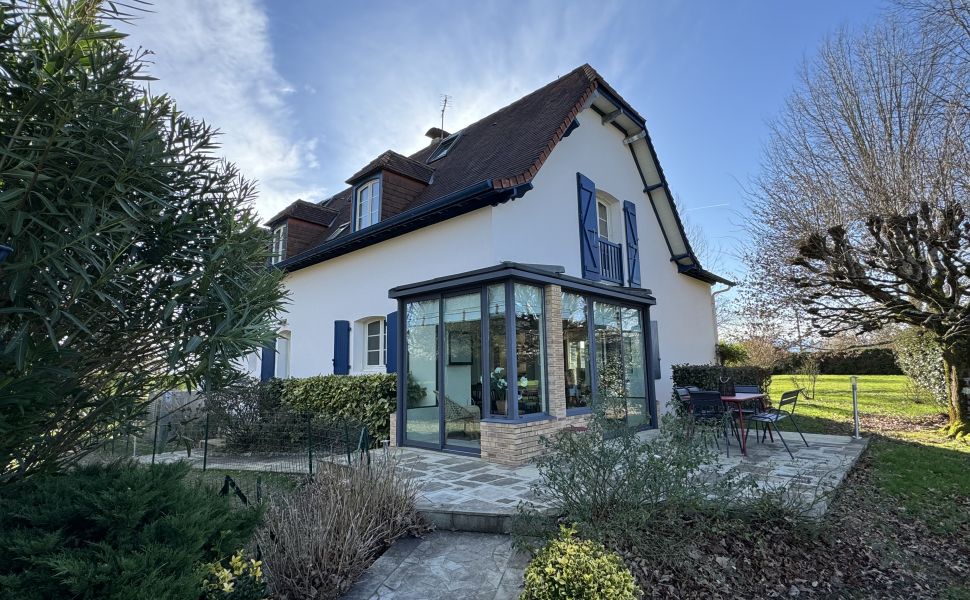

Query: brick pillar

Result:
[388,412,397,447]
[544,284,566,418]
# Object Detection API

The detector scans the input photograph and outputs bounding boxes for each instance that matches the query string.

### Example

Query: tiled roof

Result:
[346,150,435,184]
[310,64,597,237]
[266,199,338,227]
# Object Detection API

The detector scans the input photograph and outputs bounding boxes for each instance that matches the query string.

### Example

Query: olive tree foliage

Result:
[0,1,286,481]
[748,2,970,435]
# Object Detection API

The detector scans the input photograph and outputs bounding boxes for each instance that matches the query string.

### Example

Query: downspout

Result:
[711,282,736,342]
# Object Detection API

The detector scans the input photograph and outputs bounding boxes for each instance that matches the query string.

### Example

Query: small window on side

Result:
[271,224,287,264]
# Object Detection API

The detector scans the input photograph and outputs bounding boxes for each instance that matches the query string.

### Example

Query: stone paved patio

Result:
[342,532,527,600]
[390,431,869,520]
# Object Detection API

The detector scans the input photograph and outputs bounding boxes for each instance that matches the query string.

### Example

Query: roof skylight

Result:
[427,133,460,163]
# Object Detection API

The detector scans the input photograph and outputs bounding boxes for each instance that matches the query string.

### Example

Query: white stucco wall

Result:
[255,107,717,411]
[490,109,718,408]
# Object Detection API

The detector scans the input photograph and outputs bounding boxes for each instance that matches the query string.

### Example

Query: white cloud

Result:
[120,0,323,219]
[319,0,643,181]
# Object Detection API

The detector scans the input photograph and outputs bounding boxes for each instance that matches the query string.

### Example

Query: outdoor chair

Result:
[444,396,480,439]
[732,384,772,441]
[687,391,736,457]
[744,389,809,459]
[734,385,761,394]
[674,386,691,410]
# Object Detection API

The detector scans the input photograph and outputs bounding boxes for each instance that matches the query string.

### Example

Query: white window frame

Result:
[355,179,381,230]
[597,201,609,239]
[271,223,287,264]
[275,331,291,378]
[355,317,387,372]
[595,191,621,243]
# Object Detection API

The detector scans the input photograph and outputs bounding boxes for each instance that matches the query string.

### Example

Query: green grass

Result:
[769,374,969,532]
[768,374,941,435]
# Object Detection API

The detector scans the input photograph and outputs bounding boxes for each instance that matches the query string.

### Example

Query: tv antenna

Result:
[440,94,451,133]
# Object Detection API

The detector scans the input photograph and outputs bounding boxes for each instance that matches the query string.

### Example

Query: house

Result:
[251,64,730,466]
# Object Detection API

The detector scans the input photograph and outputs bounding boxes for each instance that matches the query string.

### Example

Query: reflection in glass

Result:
[443,293,482,449]
[405,299,439,445]
[515,284,545,416]
[487,284,508,417]
[562,292,591,410]
[593,301,648,426]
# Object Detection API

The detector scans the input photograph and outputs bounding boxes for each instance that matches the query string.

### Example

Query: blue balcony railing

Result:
[600,238,623,284]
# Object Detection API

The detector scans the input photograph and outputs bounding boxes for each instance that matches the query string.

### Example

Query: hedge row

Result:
[773,348,901,375]
[671,364,773,394]
[282,374,397,443]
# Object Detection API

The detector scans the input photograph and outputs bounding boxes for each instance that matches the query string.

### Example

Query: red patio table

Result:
[720,393,768,456]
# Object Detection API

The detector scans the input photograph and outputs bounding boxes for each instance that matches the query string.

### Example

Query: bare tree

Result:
[749,6,970,436]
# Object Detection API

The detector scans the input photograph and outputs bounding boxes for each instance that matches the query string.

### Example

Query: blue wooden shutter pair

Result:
[260,341,276,381]
[577,173,600,280]
[385,311,398,374]
[333,320,351,375]
[650,320,661,380]
[623,201,641,287]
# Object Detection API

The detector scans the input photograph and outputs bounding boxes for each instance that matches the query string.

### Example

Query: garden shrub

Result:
[283,374,396,443]
[257,458,427,600]
[205,377,309,453]
[0,461,261,600]
[201,549,267,599]
[892,329,949,407]
[521,525,639,600]
[671,364,772,393]
[774,349,901,375]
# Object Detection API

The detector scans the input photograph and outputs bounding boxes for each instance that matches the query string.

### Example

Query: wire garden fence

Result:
[95,389,371,476]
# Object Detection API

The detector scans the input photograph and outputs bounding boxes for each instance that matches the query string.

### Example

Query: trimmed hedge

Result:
[283,374,396,443]
[671,364,773,394]
[773,349,901,375]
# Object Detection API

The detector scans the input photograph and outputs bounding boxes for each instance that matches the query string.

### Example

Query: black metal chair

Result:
[745,389,809,459]
[734,385,761,394]
[688,391,735,457]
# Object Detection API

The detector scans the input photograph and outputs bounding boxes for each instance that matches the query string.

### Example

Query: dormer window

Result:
[355,179,380,230]
[427,133,460,163]
[271,223,287,264]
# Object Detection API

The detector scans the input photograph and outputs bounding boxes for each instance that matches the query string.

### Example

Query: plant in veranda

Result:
[520,525,640,600]
[0,0,286,482]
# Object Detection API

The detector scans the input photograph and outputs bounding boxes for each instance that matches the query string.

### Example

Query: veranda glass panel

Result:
[593,301,625,410]
[562,292,591,410]
[487,284,508,416]
[443,293,482,449]
[514,284,545,416]
[621,307,648,428]
[405,299,439,445]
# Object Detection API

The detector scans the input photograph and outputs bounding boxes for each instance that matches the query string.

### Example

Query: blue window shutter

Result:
[260,341,276,382]
[333,320,351,375]
[577,173,600,280]
[623,200,641,287]
[650,320,661,380]
[385,311,398,374]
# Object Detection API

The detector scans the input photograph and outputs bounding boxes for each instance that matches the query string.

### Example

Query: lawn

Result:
[765,374,970,598]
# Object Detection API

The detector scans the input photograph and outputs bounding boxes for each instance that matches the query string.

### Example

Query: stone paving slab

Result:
[341,532,527,600]
[388,431,869,521]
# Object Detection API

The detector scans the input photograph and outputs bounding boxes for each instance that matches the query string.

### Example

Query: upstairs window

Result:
[355,179,380,230]
[427,133,460,163]
[271,224,287,264]
[597,201,609,239]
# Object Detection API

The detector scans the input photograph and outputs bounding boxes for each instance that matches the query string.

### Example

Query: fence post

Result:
[307,413,313,476]
[851,376,861,439]
[202,410,210,471]
[151,400,160,465]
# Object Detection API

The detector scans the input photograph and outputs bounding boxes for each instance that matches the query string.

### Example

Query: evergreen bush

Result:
[283,374,396,443]
[671,364,772,393]
[0,461,261,600]
[521,525,639,600]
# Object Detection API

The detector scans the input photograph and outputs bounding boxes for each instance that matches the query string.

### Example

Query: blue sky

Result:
[121,0,886,279]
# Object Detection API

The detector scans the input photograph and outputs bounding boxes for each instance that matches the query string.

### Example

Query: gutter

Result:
[278,180,531,272]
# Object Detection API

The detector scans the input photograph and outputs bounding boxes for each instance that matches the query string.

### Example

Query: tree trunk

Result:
[942,349,970,438]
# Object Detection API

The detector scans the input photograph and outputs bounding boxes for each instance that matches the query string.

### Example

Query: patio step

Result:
[417,505,514,534]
